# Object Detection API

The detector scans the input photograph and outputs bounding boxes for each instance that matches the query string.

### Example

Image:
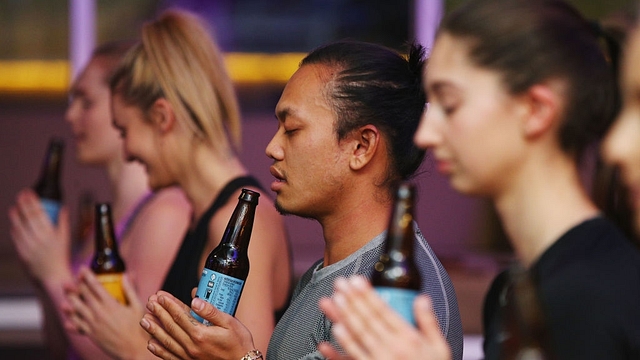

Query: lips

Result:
[434,158,453,174]
[269,166,286,192]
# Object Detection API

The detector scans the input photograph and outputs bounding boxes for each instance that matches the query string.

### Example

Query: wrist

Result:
[240,349,263,360]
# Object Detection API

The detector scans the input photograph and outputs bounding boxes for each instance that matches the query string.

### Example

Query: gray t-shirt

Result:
[267,223,464,360]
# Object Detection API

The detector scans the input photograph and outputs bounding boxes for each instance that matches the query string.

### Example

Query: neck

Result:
[175,145,248,220]
[494,152,599,268]
[105,158,150,224]
[320,183,392,266]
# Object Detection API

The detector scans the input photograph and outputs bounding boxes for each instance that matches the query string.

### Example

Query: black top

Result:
[161,176,263,305]
[483,216,640,359]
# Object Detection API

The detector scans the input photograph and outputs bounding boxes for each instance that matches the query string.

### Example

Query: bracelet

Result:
[241,349,263,360]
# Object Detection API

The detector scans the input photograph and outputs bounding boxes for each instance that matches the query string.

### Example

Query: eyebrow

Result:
[275,107,293,122]
[428,81,450,94]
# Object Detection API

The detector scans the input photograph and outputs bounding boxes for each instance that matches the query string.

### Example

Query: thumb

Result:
[414,295,440,338]
[191,297,229,326]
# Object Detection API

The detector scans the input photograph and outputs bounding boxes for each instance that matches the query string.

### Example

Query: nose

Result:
[265,131,284,161]
[413,103,441,150]
[64,98,79,126]
[602,109,640,171]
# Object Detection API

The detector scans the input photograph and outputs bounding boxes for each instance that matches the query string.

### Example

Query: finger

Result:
[332,323,370,359]
[8,209,29,251]
[65,286,96,326]
[145,293,195,357]
[140,313,191,359]
[63,292,93,335]
[146,337,183,360]
[333,277,388,351]
[348,276,414,335]
[78,267,112,305]
[17,191,50,231]
[319,297,341,323]
[8,206,33,245]
[414,295,449,355]
[318,341,351,360]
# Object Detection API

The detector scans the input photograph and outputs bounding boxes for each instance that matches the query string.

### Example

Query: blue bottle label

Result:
[375,286,419,325]
[40,198,61,224]
[191,268,245,325]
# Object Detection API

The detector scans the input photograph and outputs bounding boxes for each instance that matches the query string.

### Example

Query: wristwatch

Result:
[241,349,263,360]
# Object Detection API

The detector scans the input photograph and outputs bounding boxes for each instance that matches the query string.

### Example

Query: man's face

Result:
[266,64,352,220]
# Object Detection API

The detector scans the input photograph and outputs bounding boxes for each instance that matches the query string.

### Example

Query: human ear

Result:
[521,82,562,138]
[349,125,380,171]
[149,98,177,133]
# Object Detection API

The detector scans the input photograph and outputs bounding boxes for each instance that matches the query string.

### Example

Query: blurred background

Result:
[0,0,635,358]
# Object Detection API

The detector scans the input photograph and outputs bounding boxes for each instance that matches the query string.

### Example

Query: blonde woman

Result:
[9,42,191,359]
[64,9,292,358]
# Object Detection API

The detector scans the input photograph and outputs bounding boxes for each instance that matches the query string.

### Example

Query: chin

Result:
[274,198,293,216]
[274,199,318,220]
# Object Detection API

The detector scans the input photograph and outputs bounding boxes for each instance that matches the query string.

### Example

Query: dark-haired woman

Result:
[318,0,640,359]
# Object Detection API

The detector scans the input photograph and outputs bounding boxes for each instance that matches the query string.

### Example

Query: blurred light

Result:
[0,52,305,96]
[0,61,70,95]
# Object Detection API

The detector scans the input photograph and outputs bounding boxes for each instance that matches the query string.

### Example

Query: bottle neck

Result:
[95,205,119,254]
[221,201,257,252]
[384,201,415,259]
[35,147,63,199]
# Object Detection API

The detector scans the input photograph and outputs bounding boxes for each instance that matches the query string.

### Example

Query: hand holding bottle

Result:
[141,290,256,360]
[63,267,149,359]
[8,188,72,283]
[318,276,451,360]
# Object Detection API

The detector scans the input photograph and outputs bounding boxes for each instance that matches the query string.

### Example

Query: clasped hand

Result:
[140,290,256,360]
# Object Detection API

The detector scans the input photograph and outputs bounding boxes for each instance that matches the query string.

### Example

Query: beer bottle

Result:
[192,189,259,324]
[371,182,422,325]
[500,267,555,360]
[91,203,127,304]
[33,138,64,224]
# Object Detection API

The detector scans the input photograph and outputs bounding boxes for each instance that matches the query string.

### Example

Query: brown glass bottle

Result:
[91,203,127,304]
[500,267,554,360]
[33,138,64,224]
[371,182,422,325]
[192,189,259,324]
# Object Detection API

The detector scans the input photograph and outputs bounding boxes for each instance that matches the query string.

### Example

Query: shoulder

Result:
[146,187,191,214]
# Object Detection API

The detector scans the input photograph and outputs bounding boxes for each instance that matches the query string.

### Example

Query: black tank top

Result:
[161,176,262,304]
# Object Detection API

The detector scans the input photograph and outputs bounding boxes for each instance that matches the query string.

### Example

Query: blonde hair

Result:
[110,9,241,152]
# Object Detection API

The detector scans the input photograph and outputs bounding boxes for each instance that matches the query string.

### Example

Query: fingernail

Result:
[334,293,346,308]
[351,276,367,289]
[147,343,156,354]
[140,318,150,330]
[192,297,204,311]
[146,301,154,312]
[334,277,348,290]
[417,295,432,311]
[157,295,164,305]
